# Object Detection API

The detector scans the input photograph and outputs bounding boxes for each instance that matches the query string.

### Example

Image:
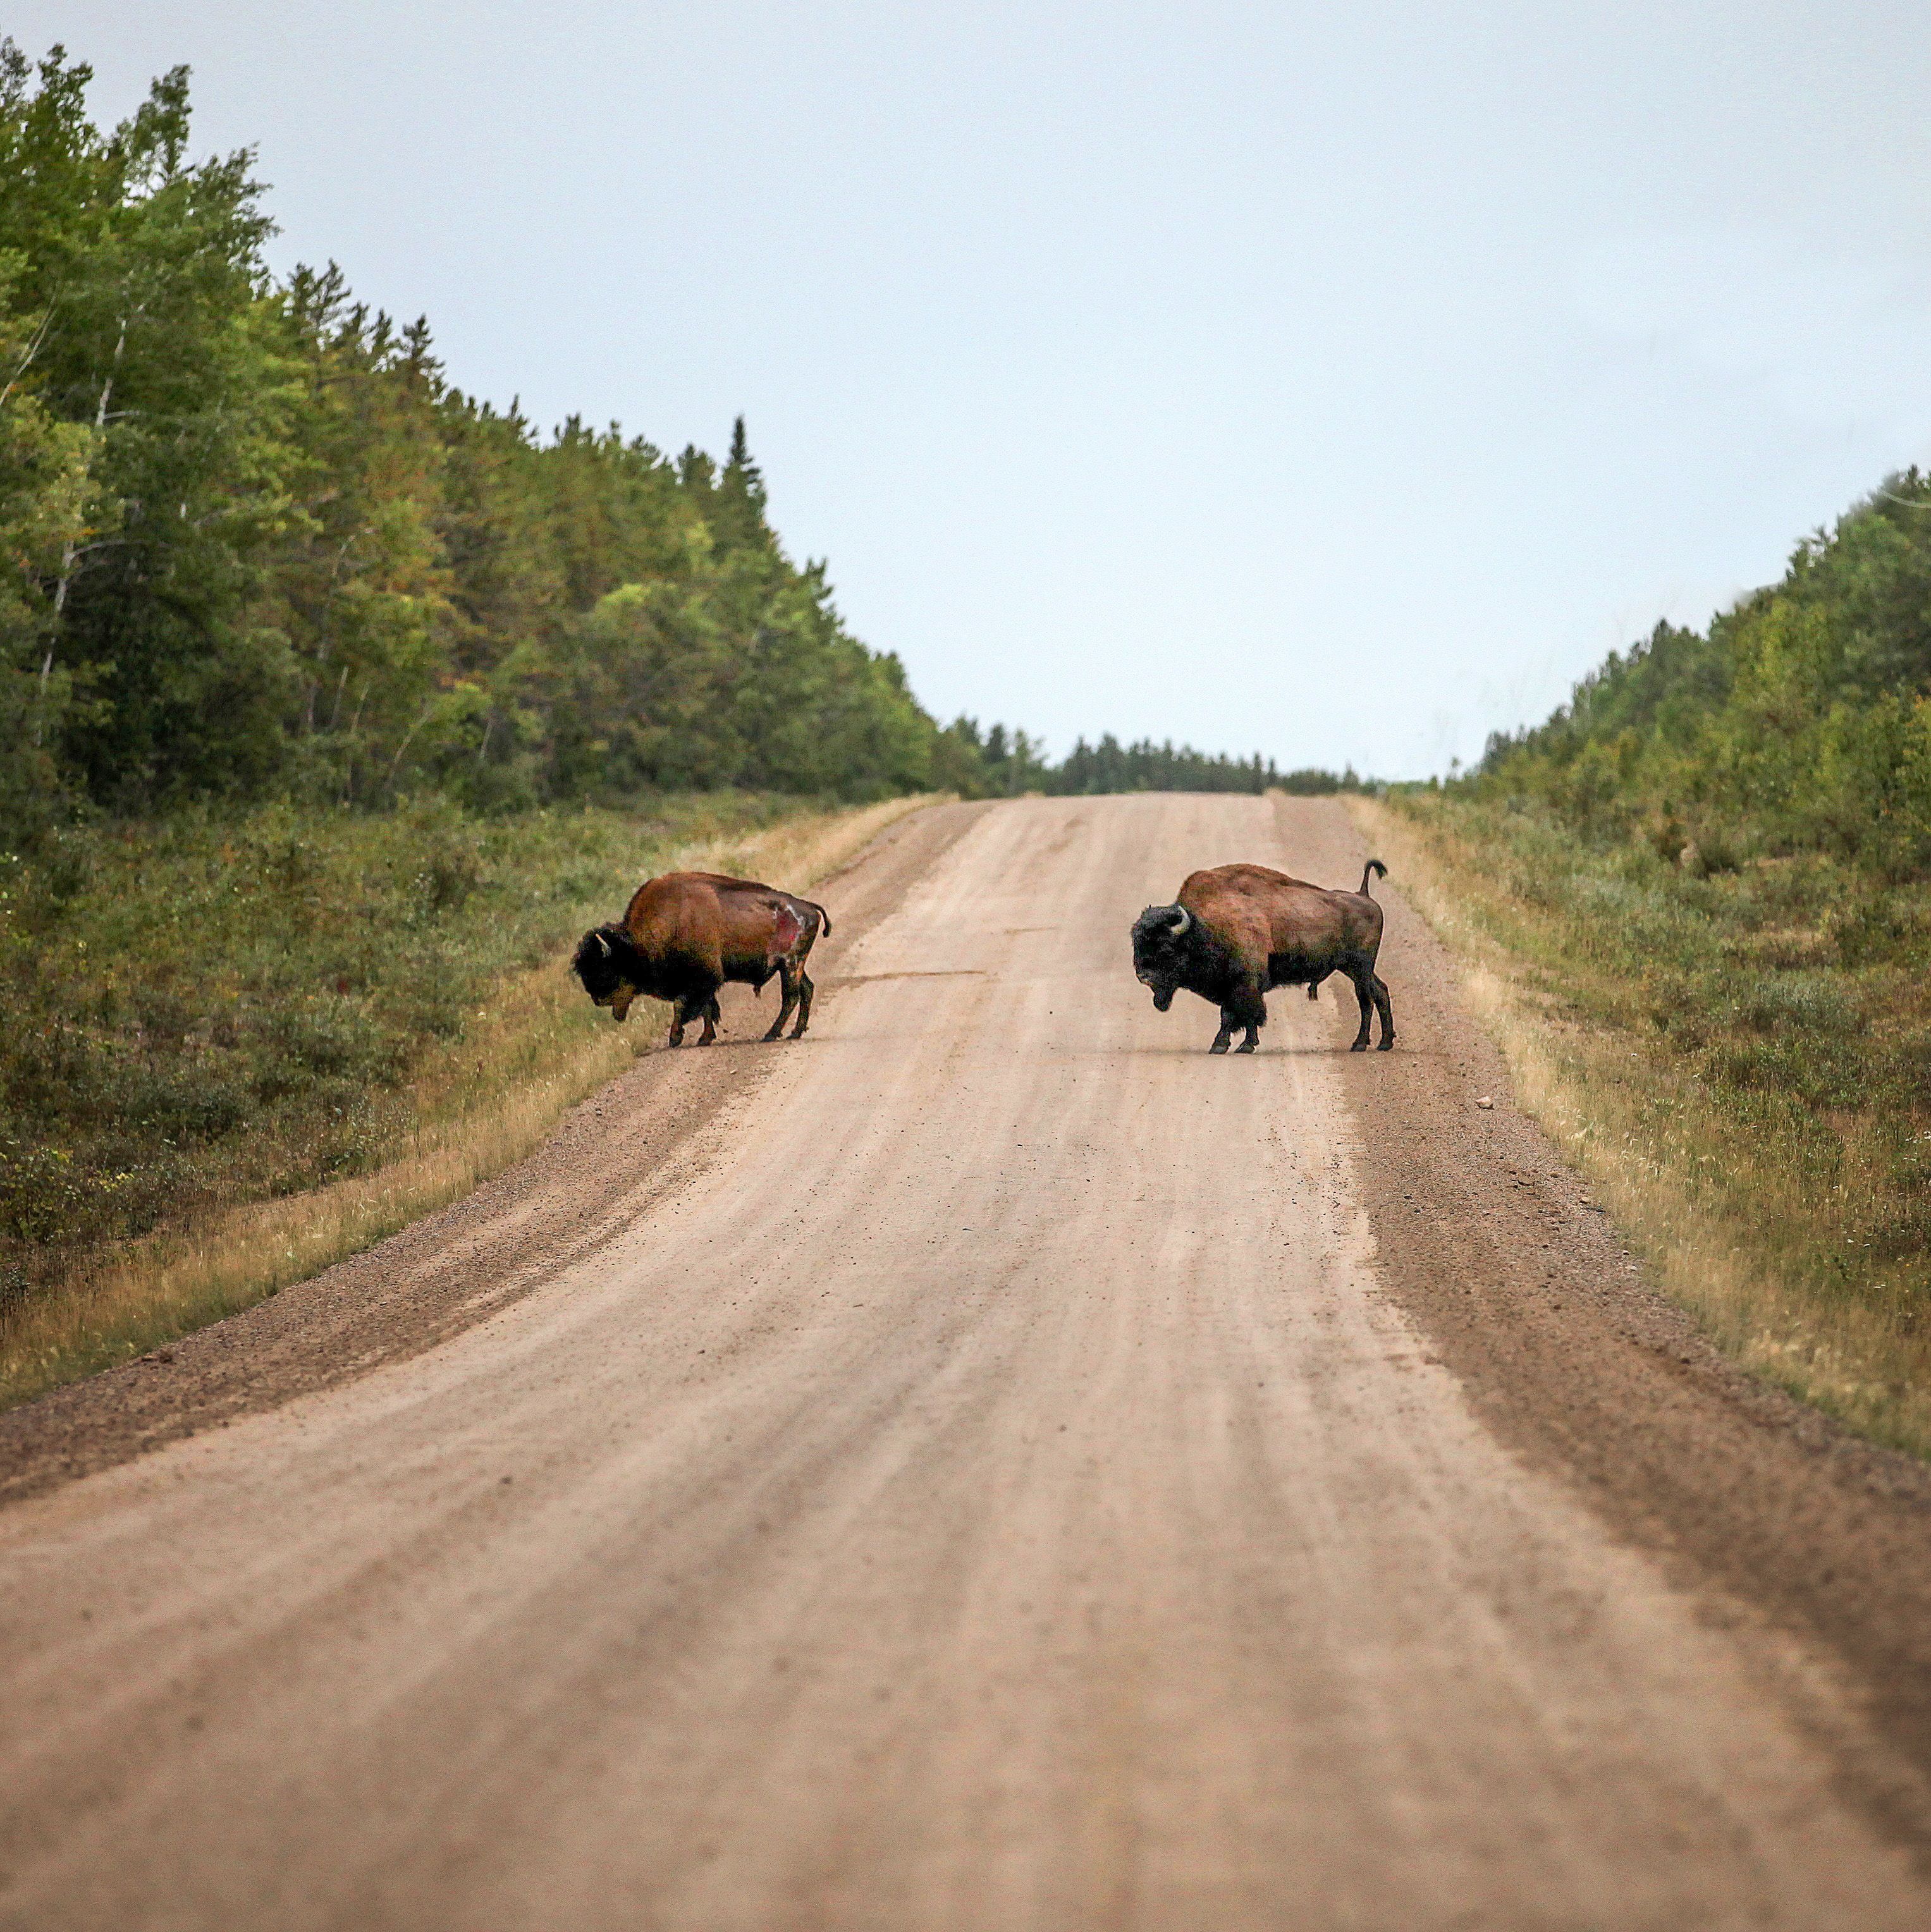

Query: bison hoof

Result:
[1209,1038,1231,1056]
[1349,1040,1369,1053]
[1378,1037,1397,1051]
[1235,1039,1258,1054]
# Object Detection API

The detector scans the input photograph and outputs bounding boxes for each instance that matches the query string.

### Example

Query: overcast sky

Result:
[19,2,1931,775]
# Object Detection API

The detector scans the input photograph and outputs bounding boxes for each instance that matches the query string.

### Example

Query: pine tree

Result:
[713,413,770,554]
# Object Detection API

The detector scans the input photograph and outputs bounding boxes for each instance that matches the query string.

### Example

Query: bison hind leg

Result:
[790,969,814,1040]
[1373,972,1396,1050]
[1345,964,1376,1051]
[763,963,799,1042]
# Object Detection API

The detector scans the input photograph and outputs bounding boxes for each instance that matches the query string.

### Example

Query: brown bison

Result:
[572,871,830,1046]
[1131,859,1394,1054]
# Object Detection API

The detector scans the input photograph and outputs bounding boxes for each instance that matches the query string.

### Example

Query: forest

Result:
[0,43,1327,831]
[0,44,1008,825]
[1046,737,1356,797]
[1469,469,1931,876]
[1388,465,1931,1452]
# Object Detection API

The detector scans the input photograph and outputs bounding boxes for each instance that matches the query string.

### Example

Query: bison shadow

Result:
[1122,1042,1374,1059]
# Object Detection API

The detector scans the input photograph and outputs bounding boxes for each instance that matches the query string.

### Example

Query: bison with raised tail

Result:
[1132,860,1395,1055]
[572,871,831,1046]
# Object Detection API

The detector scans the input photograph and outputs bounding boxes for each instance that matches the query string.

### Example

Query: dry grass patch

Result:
[0,795,935,1409]
[1354,793,1931,1458]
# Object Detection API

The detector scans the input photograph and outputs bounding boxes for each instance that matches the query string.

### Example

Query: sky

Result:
[17,2,1931,777]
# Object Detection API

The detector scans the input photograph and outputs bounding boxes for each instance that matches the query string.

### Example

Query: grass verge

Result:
[1352,793,1931,1459]
[0,794,933,1409]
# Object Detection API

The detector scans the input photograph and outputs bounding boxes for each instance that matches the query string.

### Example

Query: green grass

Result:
[1356,792,1931,1456]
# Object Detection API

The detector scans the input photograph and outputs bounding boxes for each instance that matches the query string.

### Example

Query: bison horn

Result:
[1167,905,1191,936]
[594,932,611,958]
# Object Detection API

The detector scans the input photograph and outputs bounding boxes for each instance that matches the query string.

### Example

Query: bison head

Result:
[572,923,641,1022]
[1130,903,1192,1011]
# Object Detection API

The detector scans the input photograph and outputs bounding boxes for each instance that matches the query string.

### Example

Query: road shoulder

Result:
[1271,793,1931,1859]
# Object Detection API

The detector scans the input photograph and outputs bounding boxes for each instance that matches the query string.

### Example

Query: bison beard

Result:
[1131,859,1394,1054]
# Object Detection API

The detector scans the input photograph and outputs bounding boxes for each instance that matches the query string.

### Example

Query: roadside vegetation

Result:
[1367,468,1931,1457]
[0,792,926,1408]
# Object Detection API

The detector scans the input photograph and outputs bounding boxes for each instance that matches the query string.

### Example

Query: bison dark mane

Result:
[572,922,644,1002]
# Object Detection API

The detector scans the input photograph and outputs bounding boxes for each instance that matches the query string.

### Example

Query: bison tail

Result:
[805,898,832,939]
[1359,859,1387,896]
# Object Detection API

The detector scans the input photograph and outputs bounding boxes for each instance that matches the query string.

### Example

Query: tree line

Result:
[0,44,1024,828]
[0,46,1359,835]
[1471,468,1931,878]
[1045,736,1356,797]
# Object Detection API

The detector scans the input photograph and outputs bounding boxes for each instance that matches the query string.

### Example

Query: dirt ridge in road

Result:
[0,802,990,1510]
[1272,795,1931,1856]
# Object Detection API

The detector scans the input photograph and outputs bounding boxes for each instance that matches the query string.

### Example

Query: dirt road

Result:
[5,794,1931,1929]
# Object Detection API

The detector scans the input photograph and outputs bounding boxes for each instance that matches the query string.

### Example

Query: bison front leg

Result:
[668,991,718,1048]
[1222,979,1267,1054]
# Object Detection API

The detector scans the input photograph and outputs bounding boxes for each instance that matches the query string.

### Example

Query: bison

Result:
[1131,859,1394,1055]
[572,870,831,1046]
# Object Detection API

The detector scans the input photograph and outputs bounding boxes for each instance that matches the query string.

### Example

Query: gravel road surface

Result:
[3,794,1930,1930]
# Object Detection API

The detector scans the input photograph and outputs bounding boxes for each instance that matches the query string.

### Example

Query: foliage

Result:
[1381,788,1931,1450]
[1046,734,1357,797]
[0,41,1366,833]
[1450,457,1931,1275]
[1401,460,1931,1448]
[0,792,797,1312]
[1471,469,1931,879]
[0,43,1027,822]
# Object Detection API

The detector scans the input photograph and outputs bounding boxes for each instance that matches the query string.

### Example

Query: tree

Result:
[0,40,294,805]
